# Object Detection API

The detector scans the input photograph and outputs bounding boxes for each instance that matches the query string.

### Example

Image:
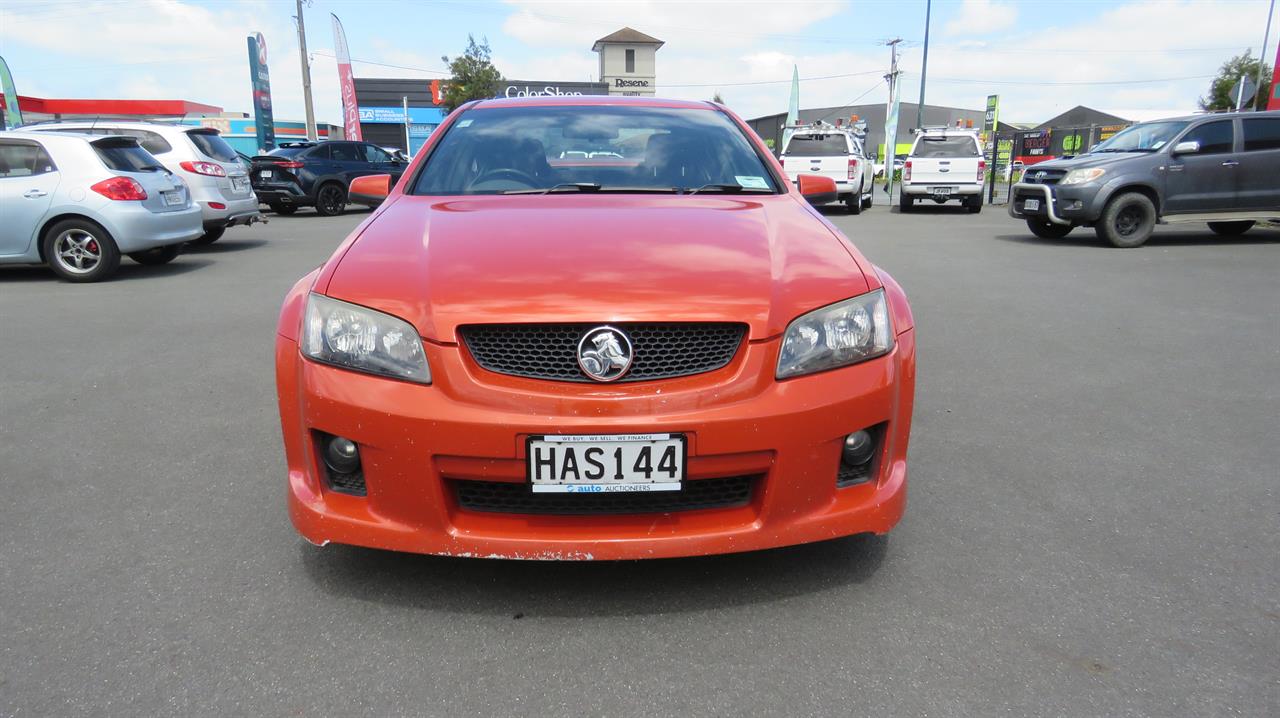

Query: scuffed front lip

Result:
[275,327,916,561]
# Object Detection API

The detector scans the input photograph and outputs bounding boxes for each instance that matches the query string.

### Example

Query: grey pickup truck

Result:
[1009,111,1279,247]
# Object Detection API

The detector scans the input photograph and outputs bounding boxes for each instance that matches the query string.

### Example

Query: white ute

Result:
[900,127,985,213]
[779,121,875,214]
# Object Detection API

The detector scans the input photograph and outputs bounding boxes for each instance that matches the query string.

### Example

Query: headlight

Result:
[303,293,431,383]
[1060,168,1106,185]
[776,290,893,379]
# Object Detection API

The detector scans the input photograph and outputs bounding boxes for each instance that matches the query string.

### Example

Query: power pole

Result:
[884,38,903,202]
[295,0,317,141]
[1254,0,1276,111]
[917,0,932,129]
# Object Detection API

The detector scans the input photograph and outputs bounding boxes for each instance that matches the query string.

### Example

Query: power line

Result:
[664,70,883,89]
[902,72,1217,86]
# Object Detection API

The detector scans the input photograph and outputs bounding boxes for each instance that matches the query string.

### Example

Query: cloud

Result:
[943,0,1018,36]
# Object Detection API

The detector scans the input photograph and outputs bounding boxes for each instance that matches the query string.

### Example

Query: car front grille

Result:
[1022,169,1067,185]
[459,323,747,383]
[450,475,758,515]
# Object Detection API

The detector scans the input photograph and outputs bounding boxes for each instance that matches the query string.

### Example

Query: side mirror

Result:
[349,173,392,206]
[1172,140,1200,155]
[796,174,838,205]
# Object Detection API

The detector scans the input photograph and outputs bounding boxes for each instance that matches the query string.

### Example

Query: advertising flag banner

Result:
[332,14,362,141]
[246,33,276,151]
[1269,41,1280,111]
[0,55,22,130]
[883,72,901,198]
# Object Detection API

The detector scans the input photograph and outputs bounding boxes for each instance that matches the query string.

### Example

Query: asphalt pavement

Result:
[2,201,1277,717]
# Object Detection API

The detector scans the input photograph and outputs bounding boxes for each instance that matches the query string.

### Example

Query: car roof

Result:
[469,95,715,110]
[1135,109,1280,123]
[23,119,185,130]
[1,129,104,144]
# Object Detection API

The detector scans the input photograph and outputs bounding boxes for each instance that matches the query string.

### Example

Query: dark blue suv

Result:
[250,141,408,216]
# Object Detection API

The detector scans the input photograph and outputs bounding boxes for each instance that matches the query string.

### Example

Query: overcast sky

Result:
[1,0,1276,126]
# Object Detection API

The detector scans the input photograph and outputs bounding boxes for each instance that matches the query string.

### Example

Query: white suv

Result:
[780,124,875,214]
[28,121,260,243]
[900,128,985,213]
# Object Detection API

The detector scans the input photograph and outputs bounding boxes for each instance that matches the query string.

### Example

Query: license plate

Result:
[163,191,183,206]
[527,433,685,493]
[232,176,250,193]
[932,187,952,196]
[260,170,273,180]
[1024,198,1041,211]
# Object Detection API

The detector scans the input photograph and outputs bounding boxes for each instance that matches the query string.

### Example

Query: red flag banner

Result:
[331,14,361,141]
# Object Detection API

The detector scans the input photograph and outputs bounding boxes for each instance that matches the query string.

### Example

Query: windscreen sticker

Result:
[456,119,473,128]
[735,176,769,189]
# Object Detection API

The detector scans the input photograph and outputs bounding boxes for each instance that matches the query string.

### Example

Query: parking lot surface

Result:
[2,204,1277,716]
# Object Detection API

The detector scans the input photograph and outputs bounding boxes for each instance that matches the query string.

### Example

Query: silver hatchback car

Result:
[0,130,203,282]
[27,121,260,244]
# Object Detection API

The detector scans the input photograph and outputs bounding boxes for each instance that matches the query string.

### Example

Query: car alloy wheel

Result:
[317,185,346,216]
[53,229,103,275]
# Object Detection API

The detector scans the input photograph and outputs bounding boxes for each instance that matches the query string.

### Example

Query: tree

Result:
[1199,50,1272,111]
[440,35,503,112]
[711,91,725,104]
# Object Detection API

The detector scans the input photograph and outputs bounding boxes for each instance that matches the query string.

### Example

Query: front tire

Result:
[1026,218,1073,239]
[861,192,873,210]
[1095,192,1157,248]
[1207,220,1254,236]
[188,226,225,246]
[314,183,347,217]
[128,244,182,265]
[42,218,121,283]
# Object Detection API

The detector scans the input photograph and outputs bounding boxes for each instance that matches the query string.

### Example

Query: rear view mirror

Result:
[1172,140,1200,155]
[349,174,392,206]
[796,174,838,205]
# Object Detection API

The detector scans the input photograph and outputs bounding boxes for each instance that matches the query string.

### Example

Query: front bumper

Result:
[1008,182,1103,224]
[276,329,916,560]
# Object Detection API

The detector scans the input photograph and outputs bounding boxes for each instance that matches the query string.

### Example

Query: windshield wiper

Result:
[504,183,601,195]
[504,183,685,195]
[684,183,772,196]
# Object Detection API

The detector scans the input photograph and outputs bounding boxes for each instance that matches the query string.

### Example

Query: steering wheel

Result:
[470,168,540,189]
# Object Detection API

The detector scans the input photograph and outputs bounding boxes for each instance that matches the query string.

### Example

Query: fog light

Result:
[842,431,874,466]
[208,201,227,210]
[324,436,361,474]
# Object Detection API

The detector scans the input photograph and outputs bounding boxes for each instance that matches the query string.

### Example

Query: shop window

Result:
[625,49,635,74]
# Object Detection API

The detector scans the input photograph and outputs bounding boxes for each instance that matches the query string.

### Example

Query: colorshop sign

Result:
[501,81,608,98]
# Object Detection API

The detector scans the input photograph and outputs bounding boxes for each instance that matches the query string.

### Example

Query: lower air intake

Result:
[451,475,757,515]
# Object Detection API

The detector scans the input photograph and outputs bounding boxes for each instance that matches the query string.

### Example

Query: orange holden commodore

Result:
[275,96,916,560]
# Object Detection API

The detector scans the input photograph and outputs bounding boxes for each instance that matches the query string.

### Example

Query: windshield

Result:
[1089,121,1188,153]
[411,105,779,195]
[187,131,239,162]
[912,135,980,158]
[785,134,848,156]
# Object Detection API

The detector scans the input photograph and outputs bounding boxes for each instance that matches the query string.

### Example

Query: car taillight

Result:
[848,157,858,180]
[277,161,304,169]
[179,160,226,177]
[90,177,148,201]
[903,160,912,182]
[977,160,986,182]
